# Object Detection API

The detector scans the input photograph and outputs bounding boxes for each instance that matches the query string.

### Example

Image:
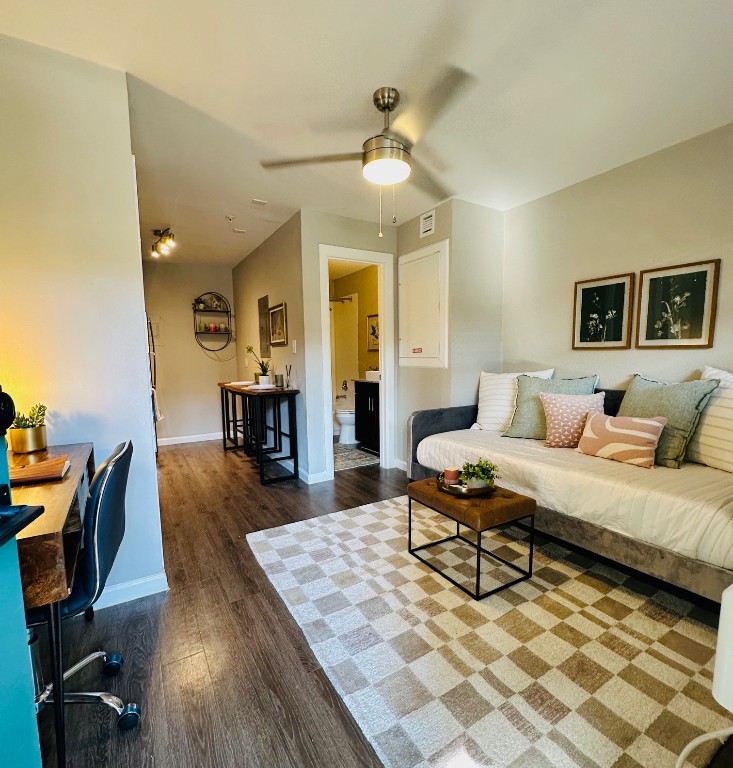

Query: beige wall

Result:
[503,123,733,388]
[0,36,165,603]
[142,261,237,440]
[395,199,504,462]
[333,265,380,378]
[232,213,306,465]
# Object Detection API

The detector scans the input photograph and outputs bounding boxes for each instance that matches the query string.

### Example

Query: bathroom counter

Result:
[352,379,381,384]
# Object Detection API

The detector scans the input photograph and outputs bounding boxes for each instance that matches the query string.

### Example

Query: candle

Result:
[443,466,460,483]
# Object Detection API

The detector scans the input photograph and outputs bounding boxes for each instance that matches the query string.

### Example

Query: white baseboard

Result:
[157,432,222,446]
[94,571,169,610]
[394,459,408,472]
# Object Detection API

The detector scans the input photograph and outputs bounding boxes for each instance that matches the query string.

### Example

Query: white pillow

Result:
[474,369,554,432]
[686,365,733,473]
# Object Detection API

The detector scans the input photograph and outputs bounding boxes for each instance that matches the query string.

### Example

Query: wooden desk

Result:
[9,442,95,768]
[219,384,300,484]
[11,443,94,609]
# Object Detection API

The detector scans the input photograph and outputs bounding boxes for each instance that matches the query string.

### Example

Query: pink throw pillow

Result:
[577,413,668,468]
[540,392,605,448]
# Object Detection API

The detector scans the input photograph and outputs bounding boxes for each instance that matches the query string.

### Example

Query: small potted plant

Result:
[459,458,498,489]
[9,403,48,453]
[245,345,271,384]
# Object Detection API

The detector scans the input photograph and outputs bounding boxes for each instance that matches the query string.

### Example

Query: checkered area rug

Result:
[333,443,380,471]
[247,497,731,768]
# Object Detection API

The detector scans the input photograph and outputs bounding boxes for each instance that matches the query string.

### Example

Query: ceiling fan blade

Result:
[261,152,361,170]
[409,158,452,201]
[391,65,474,147]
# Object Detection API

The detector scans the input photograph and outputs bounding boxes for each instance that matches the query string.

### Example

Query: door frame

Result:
[319,244,395,479]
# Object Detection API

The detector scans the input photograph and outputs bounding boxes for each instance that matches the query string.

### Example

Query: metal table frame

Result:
[220,385,299,484]
[408,495,534,601]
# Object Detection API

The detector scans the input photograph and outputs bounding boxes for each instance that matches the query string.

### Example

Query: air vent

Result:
[419,209,435,238]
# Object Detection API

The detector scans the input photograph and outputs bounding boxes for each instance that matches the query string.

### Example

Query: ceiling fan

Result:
[260,66,472,201]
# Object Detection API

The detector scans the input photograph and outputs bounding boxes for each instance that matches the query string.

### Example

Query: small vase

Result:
[465,478,490,490]
[258,375,271,386]
[9,425,47,453]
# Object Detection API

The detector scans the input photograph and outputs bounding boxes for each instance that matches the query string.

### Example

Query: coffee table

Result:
[407,477,537,600]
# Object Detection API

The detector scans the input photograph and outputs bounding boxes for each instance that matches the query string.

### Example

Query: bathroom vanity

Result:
[354,380,379,454]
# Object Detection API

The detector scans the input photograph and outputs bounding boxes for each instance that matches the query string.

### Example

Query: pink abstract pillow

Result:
[540,392,605,448]
[577,413,668,468]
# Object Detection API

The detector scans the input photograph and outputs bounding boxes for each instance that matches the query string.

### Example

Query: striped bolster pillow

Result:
[577,413,667,469]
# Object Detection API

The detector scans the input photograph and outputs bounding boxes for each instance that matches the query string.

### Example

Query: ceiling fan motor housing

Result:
[362,135,411,172]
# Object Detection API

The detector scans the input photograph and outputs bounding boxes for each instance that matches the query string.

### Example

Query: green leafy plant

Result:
[245,345,270,375]
[459,458,498,484]
[12,403,47,429]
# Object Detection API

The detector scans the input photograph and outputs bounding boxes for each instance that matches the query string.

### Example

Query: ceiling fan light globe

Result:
[362,157,411,185]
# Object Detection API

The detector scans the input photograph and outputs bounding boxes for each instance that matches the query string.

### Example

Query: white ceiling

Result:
[2,0,733,266]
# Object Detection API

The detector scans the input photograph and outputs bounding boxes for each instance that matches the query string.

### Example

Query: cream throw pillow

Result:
[474,369,554,432]
[686,365,733,473]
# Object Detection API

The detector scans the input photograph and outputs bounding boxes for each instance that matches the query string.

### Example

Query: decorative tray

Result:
[436,473,495,498]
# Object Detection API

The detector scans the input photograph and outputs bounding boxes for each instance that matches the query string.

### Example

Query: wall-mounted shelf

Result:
[193,292,234,352]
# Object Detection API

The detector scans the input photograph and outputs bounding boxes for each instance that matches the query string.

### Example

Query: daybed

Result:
[407,390,733,602]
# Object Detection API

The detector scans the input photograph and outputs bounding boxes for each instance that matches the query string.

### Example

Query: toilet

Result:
[335,409,357,444]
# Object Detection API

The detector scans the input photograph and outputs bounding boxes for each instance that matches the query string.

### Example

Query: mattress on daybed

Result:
[416,429,733,571]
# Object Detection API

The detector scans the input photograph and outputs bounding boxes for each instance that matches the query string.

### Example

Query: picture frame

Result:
[572,273,634,349]
[366,313,379,351]
[269,302,288,347]
[636,259,720,349]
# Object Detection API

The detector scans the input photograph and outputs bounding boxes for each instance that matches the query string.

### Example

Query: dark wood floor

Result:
[38,441,732,767]
[39,441,408,767]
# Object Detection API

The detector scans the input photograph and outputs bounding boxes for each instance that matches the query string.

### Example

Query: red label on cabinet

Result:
[412,348,423,354]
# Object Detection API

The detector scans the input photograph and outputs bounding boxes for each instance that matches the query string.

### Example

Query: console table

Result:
[219,383,300,484]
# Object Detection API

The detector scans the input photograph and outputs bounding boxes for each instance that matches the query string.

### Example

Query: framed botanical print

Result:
[269,302,288,346]
[366,314,379,351]
[636,259,720,349]
[572,273,634,349]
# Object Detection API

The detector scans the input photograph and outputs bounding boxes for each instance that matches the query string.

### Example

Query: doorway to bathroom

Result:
[319,244,395,479]
[328,260,380,471]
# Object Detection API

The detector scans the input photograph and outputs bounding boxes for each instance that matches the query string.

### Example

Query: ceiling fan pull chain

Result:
[379,185,383,238]
[392,185,397,224]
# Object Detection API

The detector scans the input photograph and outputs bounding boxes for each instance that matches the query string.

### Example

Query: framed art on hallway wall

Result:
[269,302,288,346]
[636,259,720,348]
[572,273,634,349]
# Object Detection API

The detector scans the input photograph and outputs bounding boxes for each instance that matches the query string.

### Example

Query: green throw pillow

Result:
[617,374,719,468]
[503,375,598,439]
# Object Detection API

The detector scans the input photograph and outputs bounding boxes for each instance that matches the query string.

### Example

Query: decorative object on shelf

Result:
[573,273,633,349]
[367,313,379,351]
[245,345,271,379]
[9,402,48,453]
[274,374,284,388]
[636,259,720,349]
[151,227,176,258]
[192,291,233,352]
[285,364,292,389]
[269,303,288,346]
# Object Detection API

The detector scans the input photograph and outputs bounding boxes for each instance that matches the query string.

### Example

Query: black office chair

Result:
[26,441,141,730]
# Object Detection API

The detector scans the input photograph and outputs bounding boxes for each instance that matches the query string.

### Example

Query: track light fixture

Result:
[151,228,176,258]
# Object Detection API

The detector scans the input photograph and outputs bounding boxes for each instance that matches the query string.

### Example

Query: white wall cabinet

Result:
[398,239,449,368]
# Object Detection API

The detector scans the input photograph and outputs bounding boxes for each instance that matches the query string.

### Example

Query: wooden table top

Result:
[11,443,93,540]
[408,477,536,531]
[218,382,300,396]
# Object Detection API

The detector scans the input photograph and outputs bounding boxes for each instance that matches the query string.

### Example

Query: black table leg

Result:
[221,386,228,450]
[289,394,298,480]
[48,601,65,768]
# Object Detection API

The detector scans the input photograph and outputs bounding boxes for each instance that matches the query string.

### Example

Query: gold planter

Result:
[9,425,47,453]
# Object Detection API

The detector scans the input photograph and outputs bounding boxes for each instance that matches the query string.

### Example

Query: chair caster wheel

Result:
[117,703,141,731]
[102,653,124,677]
